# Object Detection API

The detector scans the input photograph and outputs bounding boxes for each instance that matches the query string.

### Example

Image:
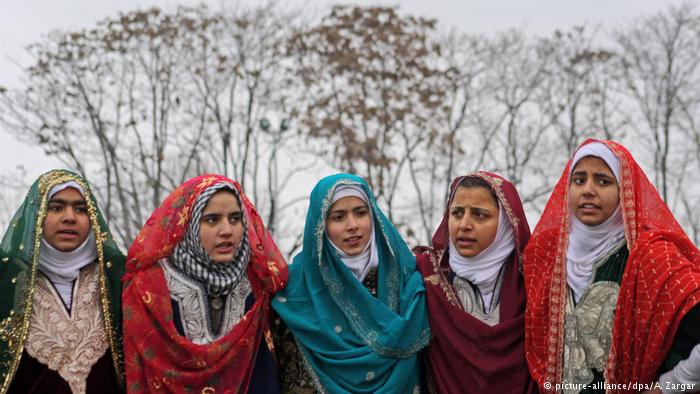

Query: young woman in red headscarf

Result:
[415,171,537,393]
[122,174,288,393]
[524,139,700,393]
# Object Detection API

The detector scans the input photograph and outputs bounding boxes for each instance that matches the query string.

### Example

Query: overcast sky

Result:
[0,0,687,182]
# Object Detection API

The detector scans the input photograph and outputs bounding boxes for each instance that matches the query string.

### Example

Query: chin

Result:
[211,256,234,264]
[456,249,479,258]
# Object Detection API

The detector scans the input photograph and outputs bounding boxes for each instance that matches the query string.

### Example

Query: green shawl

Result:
[0,169,125,393]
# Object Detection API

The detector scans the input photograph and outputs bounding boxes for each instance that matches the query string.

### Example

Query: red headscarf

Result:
[524,139,700,393]
[122,174,288,393]
[415,171,537,393]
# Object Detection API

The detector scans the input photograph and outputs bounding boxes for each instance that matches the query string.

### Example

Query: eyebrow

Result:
[329,204,367,214]
[201,209,242,216]
[48,198,87,206]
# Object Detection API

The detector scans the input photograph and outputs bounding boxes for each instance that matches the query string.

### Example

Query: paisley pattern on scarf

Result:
[122,174,287,393]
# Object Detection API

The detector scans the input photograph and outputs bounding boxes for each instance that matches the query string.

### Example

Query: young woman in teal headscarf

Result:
[272,173,430,394]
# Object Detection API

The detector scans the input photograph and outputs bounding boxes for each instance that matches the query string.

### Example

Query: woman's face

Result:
[448,186,500,258]
[199,190,245,263]
[569,155,620,226]
[326,196,372,256]
[43,187,91,252]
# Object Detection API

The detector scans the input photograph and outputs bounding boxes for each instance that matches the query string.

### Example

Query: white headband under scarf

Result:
[39,182,97,308]
[566,142,626,302]
[328,184,379,282]
[448,190,515,313]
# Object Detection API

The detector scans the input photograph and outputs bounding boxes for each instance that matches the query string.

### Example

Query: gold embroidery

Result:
[427,250,459,308]
[25,264,108,394]
[424,274,440,286]
[1,171,125,394]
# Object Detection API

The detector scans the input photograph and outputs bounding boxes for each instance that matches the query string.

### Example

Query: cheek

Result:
[199,226,216,250]
[358,216,372,235]
[42,213,59,233]
[447,218,459,241]
[232,224,245,247]
[603,189,621,213]
[77,215,91,234]
[325,221,343,244]
[568,188,579,209]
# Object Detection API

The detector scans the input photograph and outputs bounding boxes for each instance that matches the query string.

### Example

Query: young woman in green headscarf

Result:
[0,169,125,394]
[272,173,430,393]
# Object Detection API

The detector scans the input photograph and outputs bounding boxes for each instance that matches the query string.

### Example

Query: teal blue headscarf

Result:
[272,174,430,393]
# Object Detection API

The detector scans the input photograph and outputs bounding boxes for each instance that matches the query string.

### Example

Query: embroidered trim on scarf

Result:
[25,263,108,394]
[162,259,252,344]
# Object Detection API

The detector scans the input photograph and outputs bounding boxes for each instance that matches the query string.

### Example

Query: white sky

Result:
[0,0,687,182]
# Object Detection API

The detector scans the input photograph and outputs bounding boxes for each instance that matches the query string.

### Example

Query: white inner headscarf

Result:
[328,185,379,282]
[566,142,626,302]
[39,181,97,308]
[448,194,515,313]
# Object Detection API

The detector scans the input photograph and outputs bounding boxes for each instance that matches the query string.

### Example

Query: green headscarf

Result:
[0,169,125,393]
[272,173,430,393]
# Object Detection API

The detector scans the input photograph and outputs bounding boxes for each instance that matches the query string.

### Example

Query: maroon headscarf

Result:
[415,171,537,394]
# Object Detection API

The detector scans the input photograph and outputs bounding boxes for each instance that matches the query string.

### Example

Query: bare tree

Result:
[0,3,307,248]
[614,2,700,202]
[290,5,452,242]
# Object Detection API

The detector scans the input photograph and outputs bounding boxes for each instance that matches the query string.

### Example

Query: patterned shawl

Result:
[272,173,430,394]
[524,139,700,393]
[123,174,288,393]
[0,169,125,393]
[415,171,537,394]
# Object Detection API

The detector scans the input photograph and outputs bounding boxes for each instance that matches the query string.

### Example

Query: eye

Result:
[202,215,218,224]
[571,177,585,185]
[355,208,368,217]
[76,206,88,214]
[330,213,345,221]
[48,204,62,212]
[450,208,464,219]
[229,213,243,224]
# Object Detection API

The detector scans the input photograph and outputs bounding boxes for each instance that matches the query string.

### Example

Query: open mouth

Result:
[456,237,477,247]
[344,235,363,245]
[215,241,235,253]
[57,229,79,239]
[578,203,601,213]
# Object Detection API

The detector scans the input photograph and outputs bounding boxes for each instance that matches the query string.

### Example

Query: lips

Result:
[455,236,477,248]
[214,241,235,254]
[578,203,601,214]
[56,229,79,240]
[343,235,363,247]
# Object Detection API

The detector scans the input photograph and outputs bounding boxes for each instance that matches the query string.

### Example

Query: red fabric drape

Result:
[524,139,700,393]
[122,174,287,393]
[415,171,537,393]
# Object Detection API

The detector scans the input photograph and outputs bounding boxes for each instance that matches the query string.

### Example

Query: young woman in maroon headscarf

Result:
[415,171,537,393]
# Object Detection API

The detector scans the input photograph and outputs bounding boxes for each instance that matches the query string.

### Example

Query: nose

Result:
[218,221,234,237]
[458,215,473,231]
[61,207,77,223]
[346,214,359,231]
[582,179,596,196]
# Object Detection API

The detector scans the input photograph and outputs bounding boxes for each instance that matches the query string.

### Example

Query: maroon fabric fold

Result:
[415,171,536,394]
